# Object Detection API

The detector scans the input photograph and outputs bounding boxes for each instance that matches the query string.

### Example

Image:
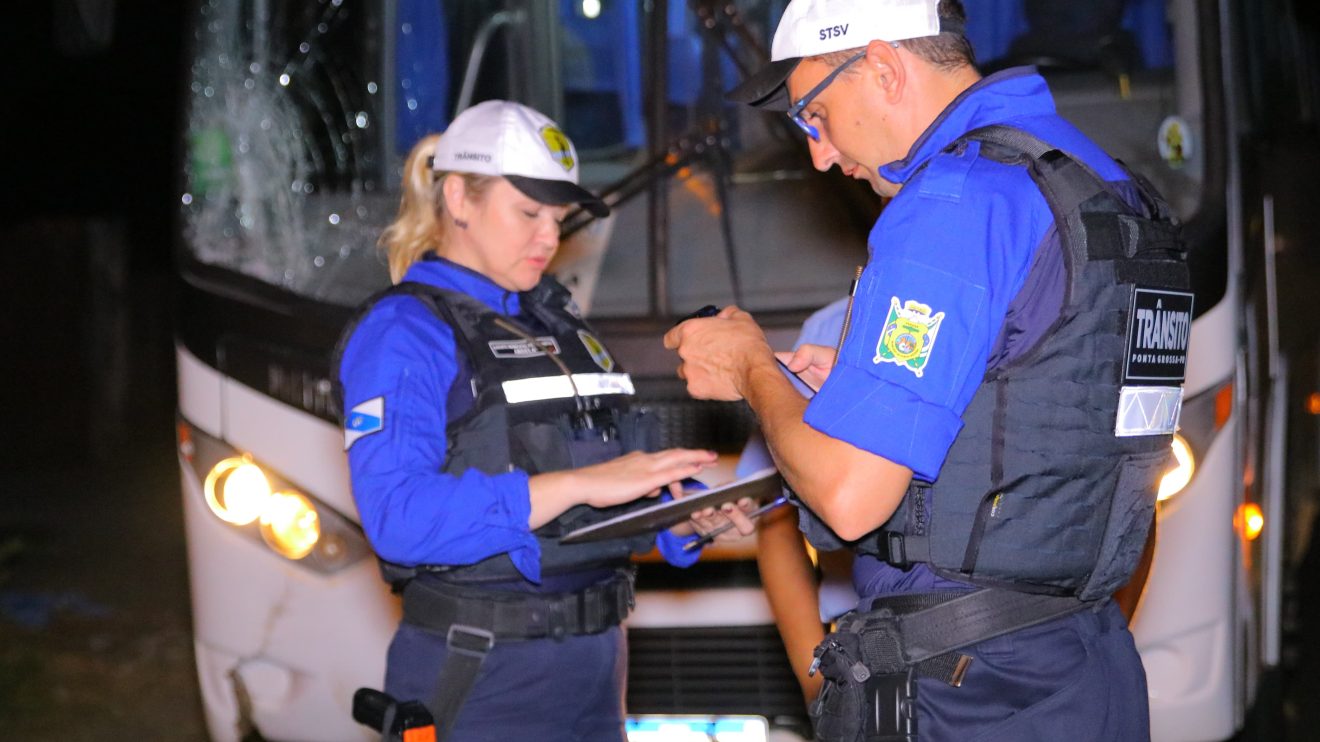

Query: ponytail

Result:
[379,134,499,284]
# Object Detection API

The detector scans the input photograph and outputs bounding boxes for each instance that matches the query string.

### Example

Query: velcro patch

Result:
[1123,288,1193,385]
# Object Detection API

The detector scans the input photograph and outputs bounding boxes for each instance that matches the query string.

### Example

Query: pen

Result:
[682,494,791,551]
[674,304,720,326]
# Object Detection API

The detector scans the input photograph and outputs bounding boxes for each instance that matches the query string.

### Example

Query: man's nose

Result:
[807,136,839,173]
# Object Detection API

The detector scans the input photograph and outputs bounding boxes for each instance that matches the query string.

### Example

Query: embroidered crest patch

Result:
[578,330,615,371]
[540,125,575,171]
[873,297,945,377]
[344,396,384,450]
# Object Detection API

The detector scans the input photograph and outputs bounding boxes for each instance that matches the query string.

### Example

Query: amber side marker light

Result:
[1235,502,1265,542]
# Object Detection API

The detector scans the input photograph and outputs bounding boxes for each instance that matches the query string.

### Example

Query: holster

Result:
[807,589,1092,742]
[808,632,918,742]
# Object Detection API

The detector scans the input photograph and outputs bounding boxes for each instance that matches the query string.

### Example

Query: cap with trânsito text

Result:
[727,0,963,111]
[432,100,609,217]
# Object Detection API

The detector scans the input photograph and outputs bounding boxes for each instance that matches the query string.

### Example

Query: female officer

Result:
[338,100,753,741]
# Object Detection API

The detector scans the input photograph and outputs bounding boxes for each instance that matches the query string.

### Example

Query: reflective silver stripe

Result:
[1114,385,1184,437]
[501,373,635,404]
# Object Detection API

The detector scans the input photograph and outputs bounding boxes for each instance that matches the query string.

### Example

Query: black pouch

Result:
[809,634,870,742]
[808,630,919,742]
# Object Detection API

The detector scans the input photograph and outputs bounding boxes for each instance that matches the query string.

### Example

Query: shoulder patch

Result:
[916,141,981,203]
[344,396,384,450]
[873,297,945,377]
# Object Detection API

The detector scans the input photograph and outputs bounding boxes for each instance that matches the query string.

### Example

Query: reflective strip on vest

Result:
[1114,385,1183,437]
[501,373,636,404]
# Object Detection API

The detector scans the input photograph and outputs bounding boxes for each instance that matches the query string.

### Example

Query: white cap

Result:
[771,0,942,60]
[728,0,958,111]
[432,100,607,216]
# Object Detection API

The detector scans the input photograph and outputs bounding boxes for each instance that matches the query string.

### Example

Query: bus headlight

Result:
[260,491,321,560]
[1155,378,1232,508]
[204,457,272,525]
[1157,434,1195,502]
[181,418,372,575]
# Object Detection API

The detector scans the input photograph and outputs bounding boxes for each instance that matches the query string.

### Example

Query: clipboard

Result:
[559,467,783,544]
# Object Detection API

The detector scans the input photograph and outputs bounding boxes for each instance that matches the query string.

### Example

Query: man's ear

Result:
[441,173,468,223]
[863,38,906,104]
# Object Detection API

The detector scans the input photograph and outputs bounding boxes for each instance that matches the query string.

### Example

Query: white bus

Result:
[175,1,1316,739]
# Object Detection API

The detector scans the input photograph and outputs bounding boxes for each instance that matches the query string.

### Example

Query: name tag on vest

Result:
[488,336,560,358]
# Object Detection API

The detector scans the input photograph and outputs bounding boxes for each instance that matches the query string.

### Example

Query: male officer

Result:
[665,0,1191,739]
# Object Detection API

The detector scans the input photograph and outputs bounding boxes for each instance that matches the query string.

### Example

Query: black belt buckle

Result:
[864,668,917,741]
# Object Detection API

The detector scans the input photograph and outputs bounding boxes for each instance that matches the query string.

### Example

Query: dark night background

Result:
[1,3,207,738]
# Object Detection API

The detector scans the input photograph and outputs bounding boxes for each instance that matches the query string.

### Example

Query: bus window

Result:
[183,0,396,307]
[966,0,1226,317]
[970,0,1204,221]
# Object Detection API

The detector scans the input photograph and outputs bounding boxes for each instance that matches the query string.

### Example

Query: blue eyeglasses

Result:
[786,50,867,141]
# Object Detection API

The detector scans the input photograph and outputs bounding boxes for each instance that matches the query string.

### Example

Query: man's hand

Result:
[663,306,776,401]
[776,343,836,392]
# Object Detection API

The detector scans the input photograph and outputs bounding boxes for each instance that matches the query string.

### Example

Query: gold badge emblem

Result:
[540,125,575,172]
[874,297,945,377]
[578,330,615,371]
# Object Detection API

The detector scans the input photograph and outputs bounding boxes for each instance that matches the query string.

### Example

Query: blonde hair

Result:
[379,133,497,283]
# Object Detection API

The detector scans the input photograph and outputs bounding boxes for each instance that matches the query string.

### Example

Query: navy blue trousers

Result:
[384,622,627,742]
[915,600,1150,741]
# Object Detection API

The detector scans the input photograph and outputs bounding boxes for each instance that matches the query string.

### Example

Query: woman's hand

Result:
[671,496,759,542]
[579,448,719,508]
[528,448,717,528]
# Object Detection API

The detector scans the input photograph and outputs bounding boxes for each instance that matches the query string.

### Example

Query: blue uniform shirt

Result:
[340,256,698,585]
[802,69,1133,597]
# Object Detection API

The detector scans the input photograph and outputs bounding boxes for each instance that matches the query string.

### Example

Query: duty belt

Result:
[403,569,636,742]
[401,569,636,642]
[827,589,1092,685]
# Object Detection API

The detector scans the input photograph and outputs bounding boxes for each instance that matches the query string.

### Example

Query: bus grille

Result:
[626,625,807,721]
[633,377,757,453]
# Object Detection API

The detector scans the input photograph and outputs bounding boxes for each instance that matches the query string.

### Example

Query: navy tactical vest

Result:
[860,126,1192,601]
[335,276,660,587]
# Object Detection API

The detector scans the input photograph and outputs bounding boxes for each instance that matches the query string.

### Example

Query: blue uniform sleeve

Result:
[805,150,1051,480]
[340,296,545,582]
